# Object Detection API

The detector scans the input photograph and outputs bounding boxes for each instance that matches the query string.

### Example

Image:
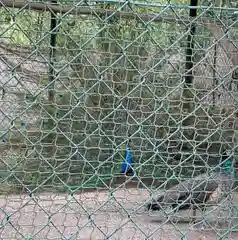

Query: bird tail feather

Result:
[146,196,164,211]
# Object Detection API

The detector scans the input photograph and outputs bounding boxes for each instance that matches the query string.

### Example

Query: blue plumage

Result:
[220,150,233,174]
[121,148,134,175]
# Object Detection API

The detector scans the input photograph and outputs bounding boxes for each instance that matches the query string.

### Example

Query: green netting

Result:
[0,0,238,239]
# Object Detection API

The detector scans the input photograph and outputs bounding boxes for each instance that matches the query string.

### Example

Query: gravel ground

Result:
[1,188,238,239]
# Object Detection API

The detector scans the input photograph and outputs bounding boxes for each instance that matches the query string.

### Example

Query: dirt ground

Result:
[1,188,238,239]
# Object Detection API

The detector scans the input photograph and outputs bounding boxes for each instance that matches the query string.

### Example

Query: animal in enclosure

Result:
[109,141,135,188]
[121,146,134,176]
[146,150,234,221]
[230,11,238,22]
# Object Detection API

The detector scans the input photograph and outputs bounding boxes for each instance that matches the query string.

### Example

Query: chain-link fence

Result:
[1,0,238,239]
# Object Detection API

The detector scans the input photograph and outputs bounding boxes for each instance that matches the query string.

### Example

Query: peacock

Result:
[119,139,134,176]
[121,144,135,176]
[146,150,234,221]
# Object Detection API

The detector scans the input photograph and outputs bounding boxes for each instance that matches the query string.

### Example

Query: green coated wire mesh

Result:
[0,0,238,239]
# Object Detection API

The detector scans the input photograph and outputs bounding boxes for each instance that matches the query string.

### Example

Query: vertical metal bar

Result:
[48,0,58,102]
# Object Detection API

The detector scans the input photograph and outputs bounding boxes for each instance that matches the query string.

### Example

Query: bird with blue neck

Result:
[146,149,234,222]
[120,140,135,177]
[220,149,233,174]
